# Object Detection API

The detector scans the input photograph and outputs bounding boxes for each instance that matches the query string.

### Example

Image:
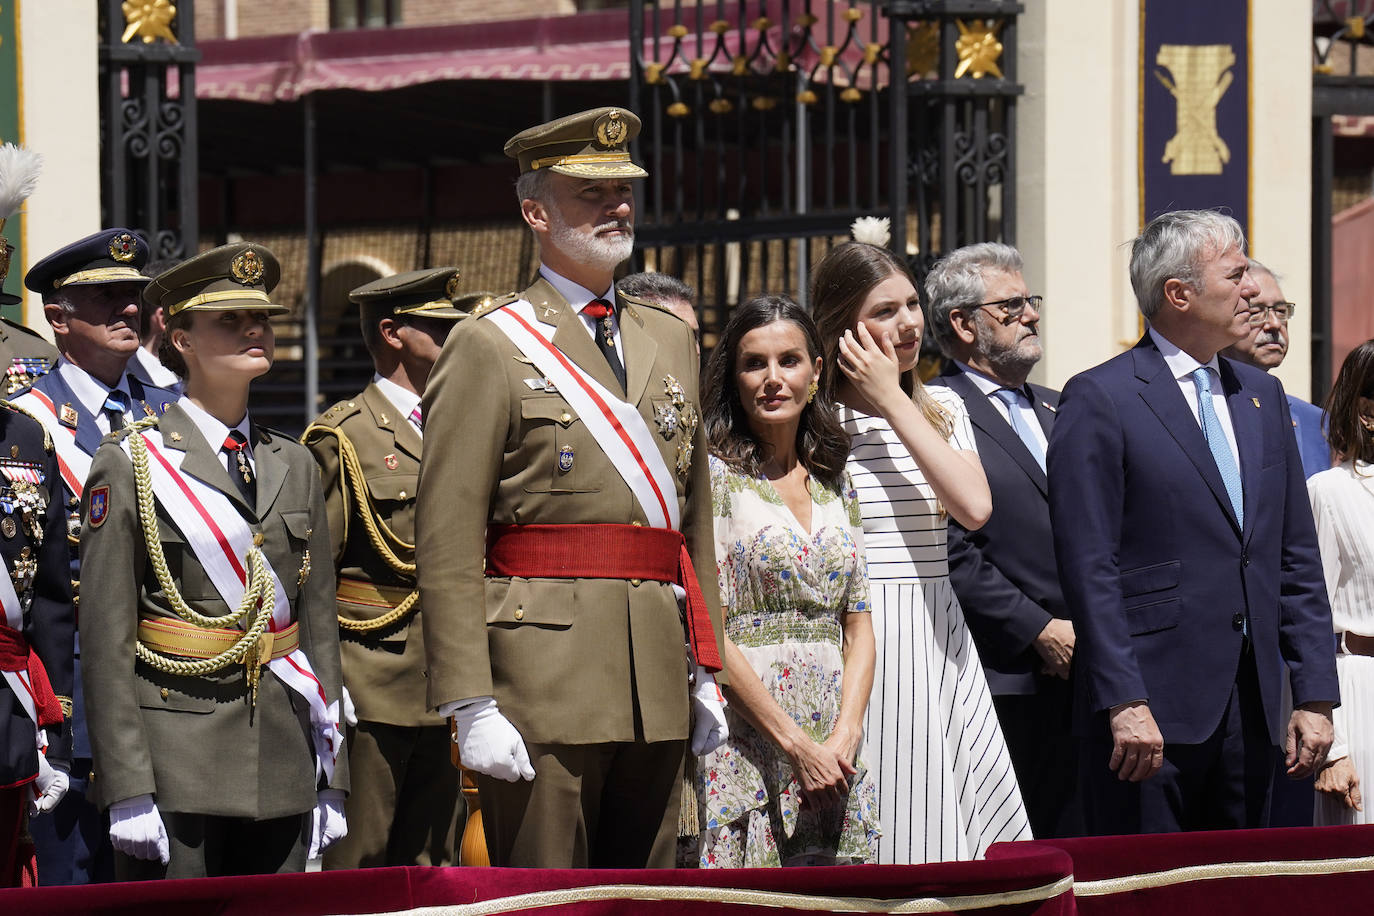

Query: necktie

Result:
[581,299,627,392]
[222,430,256,506]
[104,390,129,431]
[994,387,1046,473]
[409,405,423,432]
[1191,367,1243,527]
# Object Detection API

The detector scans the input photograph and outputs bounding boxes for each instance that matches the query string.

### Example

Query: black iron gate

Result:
[628,0,1022,339]
[97,0,200,261]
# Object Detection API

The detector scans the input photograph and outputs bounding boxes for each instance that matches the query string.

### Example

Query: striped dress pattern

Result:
[842,387,1032,864]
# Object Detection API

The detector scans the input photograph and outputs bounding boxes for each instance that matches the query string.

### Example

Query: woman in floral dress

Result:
[694,295,879,867]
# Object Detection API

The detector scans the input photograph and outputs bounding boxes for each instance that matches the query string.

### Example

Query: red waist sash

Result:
[485,523,722,671]
[0,625,63,729]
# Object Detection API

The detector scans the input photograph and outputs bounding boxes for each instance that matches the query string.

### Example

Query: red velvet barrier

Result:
[0,844,1075,915]
[991,825,1374,916]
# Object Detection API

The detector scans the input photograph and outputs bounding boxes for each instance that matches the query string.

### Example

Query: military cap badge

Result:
[231,249,265,284]
[109,232,138,262]
[595,110,626,148]
[445,272,462,301]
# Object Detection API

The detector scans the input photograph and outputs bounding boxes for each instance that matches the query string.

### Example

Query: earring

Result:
[806,378,818,404]
[1361,416,1374,433]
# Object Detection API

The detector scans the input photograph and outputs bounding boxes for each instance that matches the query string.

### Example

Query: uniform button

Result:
[1241,553,1250,567]
[632,521,642,527]
[1232,613,1245,630]
[560,412,572,424]
[160,688,169,700]
[630,579,641,586]
[398,490,407,499]
[514,606,524,621]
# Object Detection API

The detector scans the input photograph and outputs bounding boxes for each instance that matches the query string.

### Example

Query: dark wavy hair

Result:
[1326,338,1374,465]
[702,295,850,492]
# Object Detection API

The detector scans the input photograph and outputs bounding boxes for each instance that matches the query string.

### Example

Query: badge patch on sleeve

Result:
[88,485,110,528]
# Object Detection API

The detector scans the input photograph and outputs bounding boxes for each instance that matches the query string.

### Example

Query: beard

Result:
[547,204,635,273]
[976,318,1042,383]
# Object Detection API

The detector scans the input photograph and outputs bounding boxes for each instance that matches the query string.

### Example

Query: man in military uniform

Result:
[0,403,73,885]
[0,252,58,396]
[304,267,469,869]
[417,107,728,869]
[12,228,177,885]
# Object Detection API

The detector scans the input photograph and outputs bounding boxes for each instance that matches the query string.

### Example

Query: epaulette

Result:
[0,397,54,451]
[255,424,291,446]
[470,291,520,320]
[309,397,364,430]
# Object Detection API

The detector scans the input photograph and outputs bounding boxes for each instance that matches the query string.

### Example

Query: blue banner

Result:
[1140,0,1250,238]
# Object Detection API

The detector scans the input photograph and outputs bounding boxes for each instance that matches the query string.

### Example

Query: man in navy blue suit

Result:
[15,229,177,884]
[926,242,1080,838]
[1048,210,1339,834]
[1220,259,1329,479]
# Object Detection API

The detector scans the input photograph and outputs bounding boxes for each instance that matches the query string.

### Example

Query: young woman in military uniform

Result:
[78,243,349,879]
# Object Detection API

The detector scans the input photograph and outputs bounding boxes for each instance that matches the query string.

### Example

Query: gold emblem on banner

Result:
[1155,44,1234,176]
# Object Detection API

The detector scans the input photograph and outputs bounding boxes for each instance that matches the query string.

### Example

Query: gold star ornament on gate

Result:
[122,0,178,45]
[954,20,1003,79]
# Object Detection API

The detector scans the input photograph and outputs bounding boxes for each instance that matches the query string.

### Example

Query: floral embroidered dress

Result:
[696,455,880,867]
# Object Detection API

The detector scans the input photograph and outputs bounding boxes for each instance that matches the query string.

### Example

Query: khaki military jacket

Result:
[304,383,439,728]
[417,276,724,746]
[78,403,348,818]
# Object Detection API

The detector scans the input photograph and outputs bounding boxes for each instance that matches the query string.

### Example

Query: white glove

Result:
[29,753,69,816]
[450,696,535,782]
[307,789,348,859]
[341,686,358,728]
[690,668,729,756]
[109,794,170,865]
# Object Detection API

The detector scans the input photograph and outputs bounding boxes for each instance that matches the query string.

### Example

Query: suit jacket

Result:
[1287,394,1330,479]
[0,406,73,786]
[304,383,439,728]
[79,403,347,817]
[19,366,177,759]
[932,367,1067,696]
[1047,335,1339,746]
[416,275,724,745]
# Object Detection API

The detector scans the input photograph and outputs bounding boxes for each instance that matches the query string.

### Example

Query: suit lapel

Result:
[529,278,623,396]
[41,374,105,456]
[1133,340,1241,534]
[158,404,254,514]
[617,293,657,405]
[942,370,1048,495]
[252,428,288,519]
[362,384,421,462]
[1220,358,1263,542]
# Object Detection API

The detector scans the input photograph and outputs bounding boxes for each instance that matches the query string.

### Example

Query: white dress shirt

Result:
[57,359,135,437]
[179,396,255,476]
[372,374,423,436]
[538,265,624,366]
[1147,326,1241,472]
[133,346,182,391]
[952,360,1048,454]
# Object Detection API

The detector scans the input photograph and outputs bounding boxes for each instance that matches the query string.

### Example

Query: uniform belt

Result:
[337,576,413,609]
[136,617,299,661]
[484,523,722,671]
[1341,632,1374,657]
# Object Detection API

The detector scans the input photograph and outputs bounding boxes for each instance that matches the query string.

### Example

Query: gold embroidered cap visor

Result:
[348,266,472,321]
[143,242,289,317]
[504,106,649,179]
[24,227,151,294]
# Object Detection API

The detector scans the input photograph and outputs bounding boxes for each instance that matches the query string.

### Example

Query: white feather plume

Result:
[0,144,43,221]
[850,215,891,247]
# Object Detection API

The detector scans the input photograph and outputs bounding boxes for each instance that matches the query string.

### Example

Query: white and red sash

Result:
[120,428,342,781]
[11,389,89,497]
[487,300,681,530]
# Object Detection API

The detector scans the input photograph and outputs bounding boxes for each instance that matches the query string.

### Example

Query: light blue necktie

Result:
[1191,367,1243,527]
[994,388,1046,473]
[103,390,129,431]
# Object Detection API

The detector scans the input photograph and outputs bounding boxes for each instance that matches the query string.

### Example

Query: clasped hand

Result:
[788,724,860,811]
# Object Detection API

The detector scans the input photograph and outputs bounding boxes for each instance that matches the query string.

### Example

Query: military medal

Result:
[558,445,575,473]
[59,403,79,428]
[0,517,15,539]
[384,454,399,470]
[659,375,699,481]
[11,546,36,593]
[6,358,50,394]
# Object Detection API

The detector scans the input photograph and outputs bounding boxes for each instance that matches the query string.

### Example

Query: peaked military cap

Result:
[349,267,472,320]
[504,107,648,179]
[25,227,150,294]
[143,242,288,316]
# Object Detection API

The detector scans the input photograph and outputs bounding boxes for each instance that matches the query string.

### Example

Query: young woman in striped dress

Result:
[812,242,1032,864]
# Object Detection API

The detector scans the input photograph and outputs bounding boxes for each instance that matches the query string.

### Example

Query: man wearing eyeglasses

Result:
[1220,260,1330,478]
[926,242,1080,838]
[1047,210,1337,837]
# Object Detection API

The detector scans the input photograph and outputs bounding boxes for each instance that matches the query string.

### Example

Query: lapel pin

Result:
[169,431,182,442]
[142,403,156,417]
[1251,397,1260,408]
[384,453,399,470]
[59,404,78,428]
[1292,419,1299,429]
[540,304,559,320]
[8,446,15,458]
[1042,401,1057,413]
[379,413,390,426]
[558,445,575,473]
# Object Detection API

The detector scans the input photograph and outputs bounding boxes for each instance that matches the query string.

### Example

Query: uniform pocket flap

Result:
[365,474,417,503]
[280,508,312,539]
[1125,597,1182,636]
[485,577,575,628]
[135,674,216,713]
[1119,560,1180,598]
[520,397,577,427]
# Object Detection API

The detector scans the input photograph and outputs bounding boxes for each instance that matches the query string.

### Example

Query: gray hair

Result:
[925,242,1024,356]
[44,289,77,314]
[515,168,554,206]
[617,271,695,305]
[1130,210,1246,319]
[1247,258,1282,285]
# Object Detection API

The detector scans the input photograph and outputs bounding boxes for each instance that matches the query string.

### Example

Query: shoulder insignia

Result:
[88,485,109,528]
[59,403,78,428]
[311,398,361,429]
[470,291,519,320]
[617,289,667,315]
